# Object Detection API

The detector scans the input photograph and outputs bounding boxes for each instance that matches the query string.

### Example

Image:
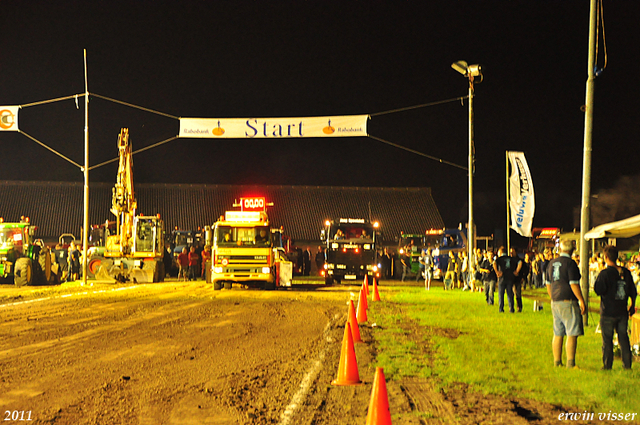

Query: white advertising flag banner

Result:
[0,106,20,131]
[179,115,368,139]
[508,151,535,237]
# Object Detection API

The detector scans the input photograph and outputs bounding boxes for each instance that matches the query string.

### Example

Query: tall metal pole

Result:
[506,152,510,252]
[82,49,89,286]
[468,79,475,272]
[579,0,597,326]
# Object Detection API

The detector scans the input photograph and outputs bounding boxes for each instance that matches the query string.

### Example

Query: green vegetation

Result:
[369,284,640,413]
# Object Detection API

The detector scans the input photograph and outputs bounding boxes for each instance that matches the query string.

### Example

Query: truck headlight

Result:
[261,267,270,274]
[214,267,223,273]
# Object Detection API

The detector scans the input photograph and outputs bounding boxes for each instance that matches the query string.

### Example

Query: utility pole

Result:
[451,61,483,275]
[82,49,89,286]
[579,0,597,326]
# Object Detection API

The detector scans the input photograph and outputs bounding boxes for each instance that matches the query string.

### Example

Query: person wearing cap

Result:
[545,239,586,369]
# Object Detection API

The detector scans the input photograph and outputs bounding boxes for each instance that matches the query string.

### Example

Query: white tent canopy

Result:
[584,213,640,240]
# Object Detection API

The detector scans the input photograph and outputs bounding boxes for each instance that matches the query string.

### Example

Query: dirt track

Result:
[0,280,621,424]
[1,281,349,424]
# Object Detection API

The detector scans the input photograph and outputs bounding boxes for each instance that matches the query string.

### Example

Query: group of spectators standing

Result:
[174,245,210,281]
[289,246,324,276]
[544,240,637,371]
[404,239,639,371]
[51,241,81,282]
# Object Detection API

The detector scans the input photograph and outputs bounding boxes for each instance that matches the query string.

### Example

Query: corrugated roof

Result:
[0,181,444,243]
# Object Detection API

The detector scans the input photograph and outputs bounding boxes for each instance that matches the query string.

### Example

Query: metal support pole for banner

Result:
[579,0,598,326]
[451,61,482,272]
[82,49,89,286]
[505,152,510,252]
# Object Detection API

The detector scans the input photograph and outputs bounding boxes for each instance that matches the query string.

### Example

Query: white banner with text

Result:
[179,115,368,138]
[508,151,535,237]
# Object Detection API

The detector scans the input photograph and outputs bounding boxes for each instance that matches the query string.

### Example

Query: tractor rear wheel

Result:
[14,257,33,287]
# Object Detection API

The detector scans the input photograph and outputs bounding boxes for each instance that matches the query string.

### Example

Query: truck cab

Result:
[424,228,467,280]
[398,233,425,275]
[321,218,381,284]
[209,198,290,290]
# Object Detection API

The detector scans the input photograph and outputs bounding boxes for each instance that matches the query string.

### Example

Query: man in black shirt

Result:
[510,247,525,312]
[494,246,516,313]
[594,245,637,370]
[545,240,586,368]
[479,250,497,305]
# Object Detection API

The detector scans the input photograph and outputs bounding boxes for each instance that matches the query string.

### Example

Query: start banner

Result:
[508,151,535,237]
[179,115,368,138]
[0,106,19,131]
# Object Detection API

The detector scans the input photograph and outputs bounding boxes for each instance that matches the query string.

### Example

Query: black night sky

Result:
[1,1,639,239]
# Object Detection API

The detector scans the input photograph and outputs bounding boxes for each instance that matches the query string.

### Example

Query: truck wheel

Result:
[154,260,165,283]
[159,262,165,282]
[264,281,276,290]
[324,276,334,285]
[213,281,222,290]
[224,281,232,290]
[14,257,33,287]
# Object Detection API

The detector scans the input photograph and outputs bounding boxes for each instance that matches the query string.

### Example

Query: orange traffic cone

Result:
[347,299,362,343]
[362,283,369,311]
[372,277,381,302]
[356,288,368,323]
[366,367,392,425]
[363,275,370,296]
[331,322,362,386]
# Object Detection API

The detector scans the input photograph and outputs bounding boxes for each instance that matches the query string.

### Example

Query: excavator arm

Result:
[107,128,137,255]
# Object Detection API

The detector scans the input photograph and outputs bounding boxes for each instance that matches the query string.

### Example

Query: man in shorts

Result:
[545,240,586,368]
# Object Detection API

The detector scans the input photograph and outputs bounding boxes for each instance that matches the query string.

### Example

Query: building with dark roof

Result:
[0,181,444,245]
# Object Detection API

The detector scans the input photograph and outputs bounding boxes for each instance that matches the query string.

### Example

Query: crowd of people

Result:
[50,241,81,283]
[392,241,640,371]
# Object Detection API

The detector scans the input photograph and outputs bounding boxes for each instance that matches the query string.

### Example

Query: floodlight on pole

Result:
[451,60,482,277]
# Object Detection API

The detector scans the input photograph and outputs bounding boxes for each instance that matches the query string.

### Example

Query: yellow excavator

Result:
[96,128,165,283]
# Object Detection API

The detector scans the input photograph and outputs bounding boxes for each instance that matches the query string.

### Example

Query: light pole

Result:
[451,60,482,277]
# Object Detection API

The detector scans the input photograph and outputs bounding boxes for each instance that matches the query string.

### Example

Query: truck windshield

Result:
[401,236,423,248]
[330,225,374,241]
[174,233,193,247]
[216,226,271,247]
[0,228,23,249]
[424,235,442,249]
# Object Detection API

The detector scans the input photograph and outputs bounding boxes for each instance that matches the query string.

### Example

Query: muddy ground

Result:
[0,280,622,424]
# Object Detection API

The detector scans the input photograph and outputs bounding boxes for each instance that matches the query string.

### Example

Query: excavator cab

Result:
[133,216,163,255]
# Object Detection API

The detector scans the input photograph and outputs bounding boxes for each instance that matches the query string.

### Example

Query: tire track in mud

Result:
[279,314,339,425]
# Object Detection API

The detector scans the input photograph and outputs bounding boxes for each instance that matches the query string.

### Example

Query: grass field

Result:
[369,283,640,414]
